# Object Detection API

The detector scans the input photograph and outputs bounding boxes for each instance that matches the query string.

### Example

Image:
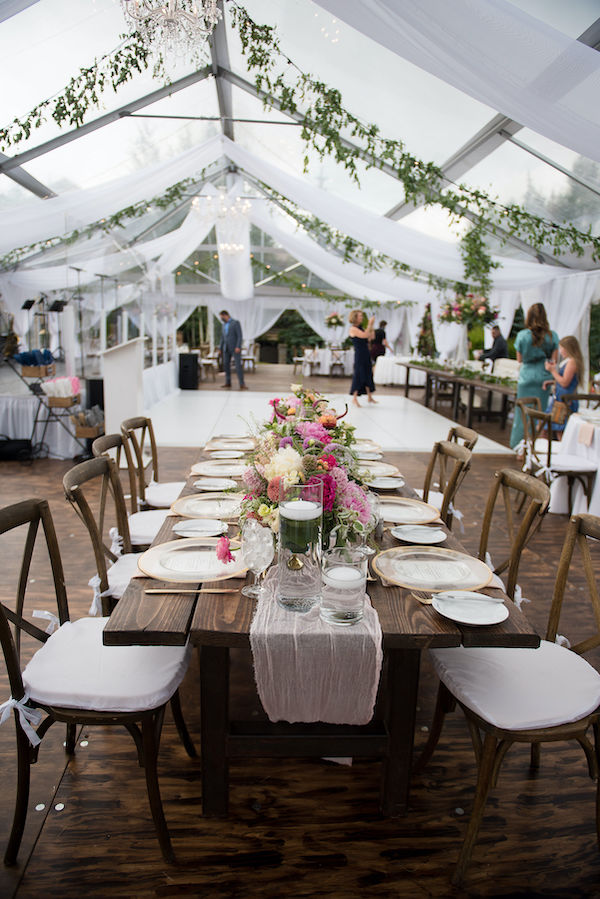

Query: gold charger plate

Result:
[171,492,243,520]
[360,460,400,477]
[138,538,246,583]
[379,497,439,524]
[372,546,492,592]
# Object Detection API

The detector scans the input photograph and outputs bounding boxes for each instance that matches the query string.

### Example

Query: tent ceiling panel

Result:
[226,0,496,168]
[508,0,600,38]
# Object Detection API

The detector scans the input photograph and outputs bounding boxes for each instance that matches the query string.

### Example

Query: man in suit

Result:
[479,325,508,362]
[219,310,247,390]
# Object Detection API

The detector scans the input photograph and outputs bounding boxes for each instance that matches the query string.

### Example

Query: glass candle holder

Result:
[277,480,323,613]
[320,547,368,626]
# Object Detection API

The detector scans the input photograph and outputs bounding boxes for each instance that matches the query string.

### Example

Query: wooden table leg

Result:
[452,382,461,421]
[380,647,420,816]
[501,394,509,430]
[200,645,230,816]
[404,367,410,398]
[466,385,475,429]
[425,373,432,407]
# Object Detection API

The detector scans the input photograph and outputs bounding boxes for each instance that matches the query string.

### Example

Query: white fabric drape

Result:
[314,0,600,165]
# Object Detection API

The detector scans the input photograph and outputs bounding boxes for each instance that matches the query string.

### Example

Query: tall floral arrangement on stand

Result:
[438,293,498,329]
[416,303,436,358]
[325,311,344,329]
[239,385,373,547]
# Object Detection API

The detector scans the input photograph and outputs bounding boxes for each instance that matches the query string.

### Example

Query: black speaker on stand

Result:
[179,353,198,390]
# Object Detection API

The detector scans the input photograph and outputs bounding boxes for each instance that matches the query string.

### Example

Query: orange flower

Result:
[318,413,337,429]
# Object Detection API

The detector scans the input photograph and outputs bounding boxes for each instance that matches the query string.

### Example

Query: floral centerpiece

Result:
[438,293,498,329]
[325,311,344,329]
[238,385,373,547]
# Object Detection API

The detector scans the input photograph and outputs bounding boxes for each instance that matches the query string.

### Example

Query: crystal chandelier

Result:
[121,1,221,57]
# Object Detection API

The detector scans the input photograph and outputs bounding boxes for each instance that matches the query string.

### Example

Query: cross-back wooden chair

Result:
[0,498,195,866]
[419,440,472,529]
[415,510,600,887]
[63,456,141,616]
[524,405,597,514]
[120,416,185,510]
[92,433,168,548]
[446,424,479,451]
[563,392,600,412]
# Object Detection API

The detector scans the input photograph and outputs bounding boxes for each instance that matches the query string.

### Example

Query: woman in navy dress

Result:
[348,309,376,407]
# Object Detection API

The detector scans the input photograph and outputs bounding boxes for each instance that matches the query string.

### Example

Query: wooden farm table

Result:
[397,361,516,429]
[103,451,539,819]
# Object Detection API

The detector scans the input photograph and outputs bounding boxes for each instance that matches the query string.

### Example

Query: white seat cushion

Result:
[430,640,600,730]
[107,553,141,600]
[145,481,185,508]
[23,617,190,713]
[551,454,597,473]
[129,509,168,546]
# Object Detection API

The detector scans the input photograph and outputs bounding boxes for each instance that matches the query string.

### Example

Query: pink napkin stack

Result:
[578,421,595,447]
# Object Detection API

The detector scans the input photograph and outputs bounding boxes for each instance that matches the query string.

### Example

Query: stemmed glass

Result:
[241,519,275,599]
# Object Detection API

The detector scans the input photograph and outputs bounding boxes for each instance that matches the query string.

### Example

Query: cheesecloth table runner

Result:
[250,570,383,725]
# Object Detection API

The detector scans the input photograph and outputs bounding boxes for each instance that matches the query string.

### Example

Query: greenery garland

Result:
[0,32,162,150]
[230,5,600,290]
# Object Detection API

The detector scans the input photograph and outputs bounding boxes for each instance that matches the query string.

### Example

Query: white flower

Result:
[264,446,303,487]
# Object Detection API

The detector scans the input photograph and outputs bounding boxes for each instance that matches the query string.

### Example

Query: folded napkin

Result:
[250,570,383,725]
[578,421,595,447]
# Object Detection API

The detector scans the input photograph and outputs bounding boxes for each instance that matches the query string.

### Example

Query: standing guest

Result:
[370,319,391,361]
[510,302,558,450]
[478,324,508,362]
[219,309,247,390]
[543,335,583,435]
[348,309,376,407]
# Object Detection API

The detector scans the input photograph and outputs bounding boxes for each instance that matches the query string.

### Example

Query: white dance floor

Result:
[148,389,511,454]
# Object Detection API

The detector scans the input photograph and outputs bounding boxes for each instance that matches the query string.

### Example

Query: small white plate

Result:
[360,461,400,477]
[368,477,405,491]
[391,525,447,544]
[173,519,228,537]
[191,461,246,477]
[432,593,508,626]
[356,450,383,460]
[193,478,238,492]
[209,450,244,459]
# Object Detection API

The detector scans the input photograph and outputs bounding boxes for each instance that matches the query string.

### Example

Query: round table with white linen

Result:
[373,355,427,387]
[301,348,353,377]
[549,412,600,515]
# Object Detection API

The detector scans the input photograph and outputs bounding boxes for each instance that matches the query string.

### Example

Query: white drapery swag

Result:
[314,0,600,166]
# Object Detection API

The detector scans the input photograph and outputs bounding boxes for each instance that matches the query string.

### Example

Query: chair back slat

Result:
[0,499,69,685]
[121,417,159,507]
[92,432,139,516]
[447,425,479,451]
[547,515,600,653]
[423,440,472,528]
[478,469,550,599]
[63,457,132,596]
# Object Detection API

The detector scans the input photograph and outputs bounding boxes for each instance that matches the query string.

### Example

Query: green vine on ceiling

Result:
[0,32,163,150]
[230,4,600,290]
[0,176,198,272]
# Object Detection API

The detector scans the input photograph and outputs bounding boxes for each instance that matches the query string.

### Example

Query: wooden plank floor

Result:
[0,372,599,897]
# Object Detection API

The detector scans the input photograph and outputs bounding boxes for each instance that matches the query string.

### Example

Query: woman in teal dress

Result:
[510,303,558,450]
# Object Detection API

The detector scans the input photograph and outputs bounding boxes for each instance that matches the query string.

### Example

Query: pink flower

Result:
[307,473,336,512]
[317,454,337,470]
[242,466,266,494]
[296,420,332,445]
[216,536,234,564]
[267,476,284,502]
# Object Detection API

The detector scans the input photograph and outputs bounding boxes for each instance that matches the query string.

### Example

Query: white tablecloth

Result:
[0,394,81,460]
[143,360,178,408]
[302,348,353,377]
[373,355,427,387]
[549,413,600,515]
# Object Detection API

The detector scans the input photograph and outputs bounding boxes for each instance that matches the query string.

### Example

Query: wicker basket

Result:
[47,393,80,408]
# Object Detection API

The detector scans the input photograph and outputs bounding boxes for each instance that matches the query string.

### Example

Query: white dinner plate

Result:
[171,492,243,520]
[432,592,508,626]
[373,546,492,592]
[368,476,405,491]
[356,450,383,460]
[391,525,447,544]
[355,439,382,452]
[206,437,256,451]
[193,478,238,492]
[191,460,246,478]
[138,538,246,583]
[209,450,245,459]
[379,497,439,524]
[173,519,228,538]
[360,460,400,477]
